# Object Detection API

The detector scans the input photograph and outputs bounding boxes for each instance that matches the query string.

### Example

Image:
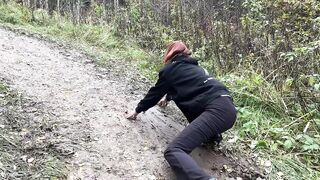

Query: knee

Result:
[164,146,173,159]
[164,145,179,160]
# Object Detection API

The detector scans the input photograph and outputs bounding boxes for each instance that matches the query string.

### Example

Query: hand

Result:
[126,111,139,120]
[158,98,169,108]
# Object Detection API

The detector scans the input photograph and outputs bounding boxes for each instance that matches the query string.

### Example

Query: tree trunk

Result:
[179,0,183,32]
[76,0,81,24]
[57,0,60,14]
[45,0,48,10]
[33,0,37,8]
[103,0,107,14]
[114,0,119,11]
[70,0,74,22]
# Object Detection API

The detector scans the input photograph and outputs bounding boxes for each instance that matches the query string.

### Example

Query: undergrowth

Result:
[0,2,319,179]
[221,72,320,180]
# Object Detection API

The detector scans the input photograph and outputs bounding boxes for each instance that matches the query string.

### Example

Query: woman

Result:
[127,41,237,180]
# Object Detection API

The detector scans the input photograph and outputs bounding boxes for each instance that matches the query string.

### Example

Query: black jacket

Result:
[135,55,229,122]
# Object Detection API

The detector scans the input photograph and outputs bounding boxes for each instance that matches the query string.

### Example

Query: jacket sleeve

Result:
[135,71,170,113]
[165,94,173,101]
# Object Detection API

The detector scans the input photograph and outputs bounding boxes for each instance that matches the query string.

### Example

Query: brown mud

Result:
[0,28,263,180]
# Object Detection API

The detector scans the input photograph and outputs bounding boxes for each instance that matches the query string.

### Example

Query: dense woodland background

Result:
[0,0,319,179]
[10,0,319,112]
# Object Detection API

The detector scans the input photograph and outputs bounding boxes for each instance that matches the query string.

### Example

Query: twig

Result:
[281,98,288,112]
[283,109,317,128]
[0,134,18,148]
[303,121,310,134]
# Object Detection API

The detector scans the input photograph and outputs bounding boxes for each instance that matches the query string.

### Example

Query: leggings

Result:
[164,96,237,180]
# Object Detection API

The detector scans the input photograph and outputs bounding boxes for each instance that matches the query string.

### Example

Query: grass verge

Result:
[0,82,68,179]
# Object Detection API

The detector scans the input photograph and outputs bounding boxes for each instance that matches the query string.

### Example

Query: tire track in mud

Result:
[0,28,261,180]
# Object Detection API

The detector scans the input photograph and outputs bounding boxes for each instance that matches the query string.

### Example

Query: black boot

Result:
[201,133,223,146]
[211,133,223,146]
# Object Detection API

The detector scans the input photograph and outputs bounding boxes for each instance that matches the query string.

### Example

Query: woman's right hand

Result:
[158,98,169,108]
[126,111,139,120]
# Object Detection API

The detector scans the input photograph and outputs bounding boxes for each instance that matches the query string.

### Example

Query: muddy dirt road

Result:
[0,28,258,180]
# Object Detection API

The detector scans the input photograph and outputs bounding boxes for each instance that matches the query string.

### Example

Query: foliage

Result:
[222,72,320,179]
[0,1,31,24]
[113,0,320,111]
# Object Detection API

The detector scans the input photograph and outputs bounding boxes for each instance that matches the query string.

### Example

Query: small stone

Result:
[227,168,233,173]
[150,146,157,151]
[222,164,233,173]
[21,155,27,162]
[277,172,284,177]
[28,157,35,163]
[264,160,272,167]
[148,175,156,180]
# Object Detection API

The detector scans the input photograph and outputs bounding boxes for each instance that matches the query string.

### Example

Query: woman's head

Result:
[163,41,191,64]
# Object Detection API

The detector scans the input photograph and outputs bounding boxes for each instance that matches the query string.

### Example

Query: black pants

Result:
[164,96,237,180]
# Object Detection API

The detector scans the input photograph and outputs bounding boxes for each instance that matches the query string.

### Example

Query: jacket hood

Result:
[171,55,198,66]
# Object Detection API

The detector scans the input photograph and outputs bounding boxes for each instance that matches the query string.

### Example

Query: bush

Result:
[0,1,31,24]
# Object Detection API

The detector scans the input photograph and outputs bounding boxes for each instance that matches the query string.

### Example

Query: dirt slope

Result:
[0,28,260,180]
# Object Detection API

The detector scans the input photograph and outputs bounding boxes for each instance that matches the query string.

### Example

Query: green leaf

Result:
[270,142,278,151]
[270,128,284,134]
[284,139,293,150]
[256,140,268,148]
[250,140,268,149]
[308,76,316,86]
[302,144,320,151]
[285,79,293,87]
[303,135,315,145]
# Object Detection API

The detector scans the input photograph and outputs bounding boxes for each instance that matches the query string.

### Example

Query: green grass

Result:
[0,83,8,93]
[0,2,319,179]
[221,72,320,179]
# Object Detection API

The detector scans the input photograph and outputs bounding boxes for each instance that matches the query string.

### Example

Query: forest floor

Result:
[0,27,264,179]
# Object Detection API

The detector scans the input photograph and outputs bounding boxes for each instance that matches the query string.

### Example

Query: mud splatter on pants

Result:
[164,96,237,180]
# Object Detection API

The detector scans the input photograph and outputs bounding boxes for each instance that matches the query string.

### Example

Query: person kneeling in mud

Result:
[127,41,237,180]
